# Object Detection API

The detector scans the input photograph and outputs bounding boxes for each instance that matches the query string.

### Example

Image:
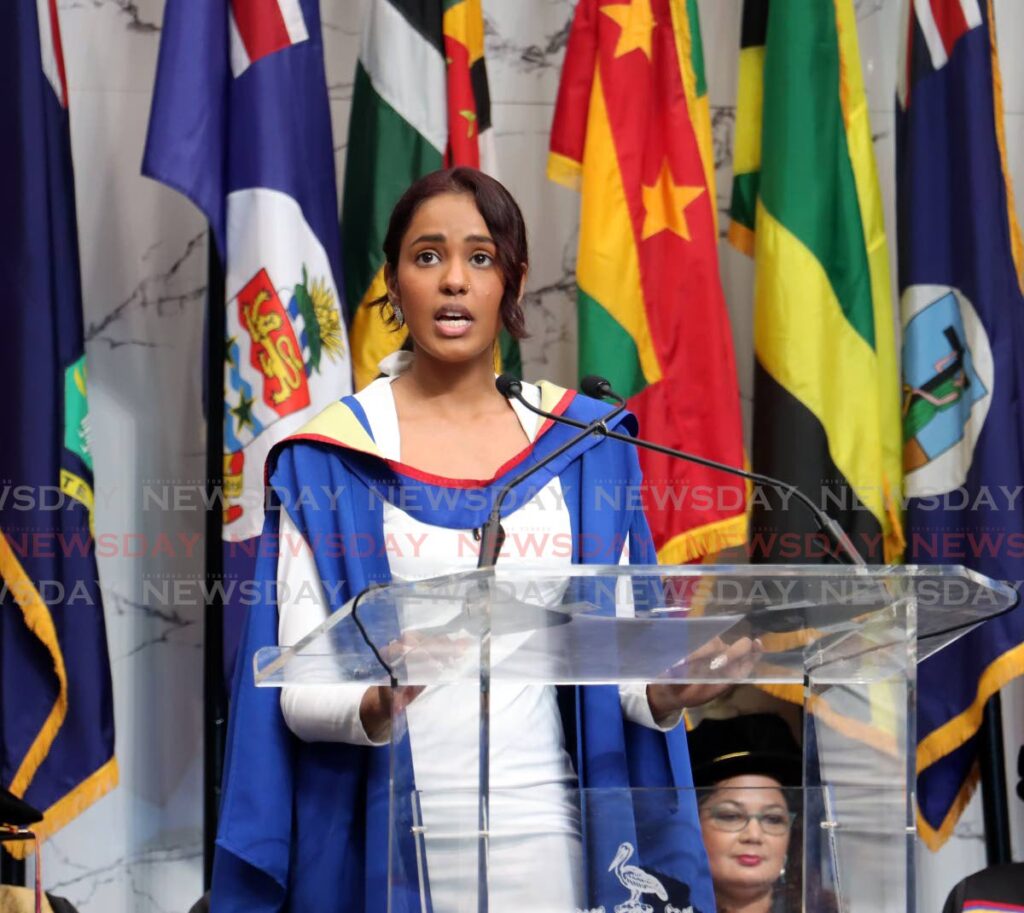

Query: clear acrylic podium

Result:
[255,565,1016,913]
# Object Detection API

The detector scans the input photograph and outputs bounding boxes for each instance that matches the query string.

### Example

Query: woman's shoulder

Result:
[527,378,639,433]
[265,388,388,483]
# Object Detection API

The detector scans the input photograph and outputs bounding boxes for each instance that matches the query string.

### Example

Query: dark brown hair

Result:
[375,167,529,339]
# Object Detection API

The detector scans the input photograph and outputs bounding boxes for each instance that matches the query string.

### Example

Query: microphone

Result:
[495,374,522,400]
[580,375,622,402]
[478,376,625,568]
[503,374,866,566]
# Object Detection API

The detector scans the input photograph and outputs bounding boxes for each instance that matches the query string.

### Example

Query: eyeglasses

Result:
[702,805,796,836]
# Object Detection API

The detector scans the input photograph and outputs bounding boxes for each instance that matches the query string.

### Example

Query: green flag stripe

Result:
[685,0,707,97]
[760,2,875,349]
[341,63,444,309]
[577,288,647,400]
[362,0,448,153]
[498,328,522,378]
[730,171,760,232]
[385,0,445,53]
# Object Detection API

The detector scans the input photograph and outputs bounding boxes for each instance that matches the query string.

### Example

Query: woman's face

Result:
[699,775,792,905]
[387,191,508,366]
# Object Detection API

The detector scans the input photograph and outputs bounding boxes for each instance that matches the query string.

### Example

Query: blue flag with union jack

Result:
[143,0,352,676]
[0,0,117,844]
[897,0,1024,849]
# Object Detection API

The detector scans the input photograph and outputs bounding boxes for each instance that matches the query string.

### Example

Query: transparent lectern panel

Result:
[245,565,1013,913]
[389,786,903,913]
[804,785,910,913]
[254,565,1015,689]
[804,606,916,913]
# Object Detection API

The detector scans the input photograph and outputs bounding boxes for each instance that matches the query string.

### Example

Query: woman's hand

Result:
[359,685,425,743]
[645,635,763,719]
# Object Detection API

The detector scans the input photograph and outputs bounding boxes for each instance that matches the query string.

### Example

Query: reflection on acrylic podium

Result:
[256,565,1016,913]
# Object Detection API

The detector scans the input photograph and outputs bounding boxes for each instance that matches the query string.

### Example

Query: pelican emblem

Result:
[608,842,669,913]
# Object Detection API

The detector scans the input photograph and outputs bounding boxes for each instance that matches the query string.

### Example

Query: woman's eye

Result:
[763,814,787,828]
[714,812,743,824]
[471,252,494,267]
[416,251,439,265]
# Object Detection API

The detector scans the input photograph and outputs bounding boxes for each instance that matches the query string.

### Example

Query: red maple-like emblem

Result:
[236,268,310,417]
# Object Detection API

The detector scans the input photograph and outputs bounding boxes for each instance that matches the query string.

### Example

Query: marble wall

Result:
[35,0,1024,910]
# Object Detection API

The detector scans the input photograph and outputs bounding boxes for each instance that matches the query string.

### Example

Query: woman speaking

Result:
[210,168,749,912]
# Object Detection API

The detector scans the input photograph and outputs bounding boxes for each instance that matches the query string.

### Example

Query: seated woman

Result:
[688,714,802,913]
[942,862,1024,912]
[211,167,754,913]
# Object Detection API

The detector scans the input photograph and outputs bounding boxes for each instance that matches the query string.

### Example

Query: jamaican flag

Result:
[729,0,904,563]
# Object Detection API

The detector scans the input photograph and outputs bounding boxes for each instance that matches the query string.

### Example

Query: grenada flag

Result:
[549,0,746,561]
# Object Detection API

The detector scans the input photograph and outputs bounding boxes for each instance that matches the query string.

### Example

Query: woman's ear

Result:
[385,265,400,305]
[517,265,528,303]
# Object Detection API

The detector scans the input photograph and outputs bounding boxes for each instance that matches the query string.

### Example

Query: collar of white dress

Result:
[378,349,414,377]
[375,350,541,442]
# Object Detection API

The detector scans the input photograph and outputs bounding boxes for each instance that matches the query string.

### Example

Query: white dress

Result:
[276,357,680,912]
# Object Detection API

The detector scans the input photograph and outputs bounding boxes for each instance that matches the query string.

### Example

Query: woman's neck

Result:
[396,347,502,416]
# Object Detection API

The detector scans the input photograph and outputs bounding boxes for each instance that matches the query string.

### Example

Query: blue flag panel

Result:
[896,0,1024,849]
[0,0,117,845]
[143,0,352,680]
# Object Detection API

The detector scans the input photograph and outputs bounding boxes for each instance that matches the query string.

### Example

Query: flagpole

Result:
[979,695,1011,863]
[203,234,228,889]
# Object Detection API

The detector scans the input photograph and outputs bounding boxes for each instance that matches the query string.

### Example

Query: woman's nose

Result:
[739,820,765,841]
[441,260,469,293]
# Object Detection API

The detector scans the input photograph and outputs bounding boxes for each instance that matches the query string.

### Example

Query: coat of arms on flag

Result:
[224,258,346,528]
[902,286,992,488]
[221,187,349,540]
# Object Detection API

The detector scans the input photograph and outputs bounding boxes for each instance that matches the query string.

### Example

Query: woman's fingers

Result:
[392,685,425,714]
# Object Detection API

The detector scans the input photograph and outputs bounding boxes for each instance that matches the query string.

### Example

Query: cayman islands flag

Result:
[548,0,747,562]
[897,0,1024,848]
[0,0,117,847]
[143,0,352,667]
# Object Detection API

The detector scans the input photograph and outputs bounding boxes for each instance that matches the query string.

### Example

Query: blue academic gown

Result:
[210,384,715,913]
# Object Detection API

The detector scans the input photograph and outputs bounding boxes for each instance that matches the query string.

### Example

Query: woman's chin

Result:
[719,867,778,897]
[414,335,496,366]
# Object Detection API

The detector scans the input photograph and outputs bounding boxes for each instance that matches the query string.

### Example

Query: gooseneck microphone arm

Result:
[497,374,866,566]
[476,377,626,568]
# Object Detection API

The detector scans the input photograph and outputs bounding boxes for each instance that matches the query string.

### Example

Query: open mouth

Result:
[434,306,474,331]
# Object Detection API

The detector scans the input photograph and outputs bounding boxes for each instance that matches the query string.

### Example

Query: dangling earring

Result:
[390,300,404,328]
[777,864,786,883]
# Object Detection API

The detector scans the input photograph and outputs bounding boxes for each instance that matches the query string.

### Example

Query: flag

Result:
[548,0,747,562]
[726,0,765,255]
[897,0,1024,849]
[727,0,904,564]
[0,0,117,849]
[342,0,519,391]
[143,0,352,674]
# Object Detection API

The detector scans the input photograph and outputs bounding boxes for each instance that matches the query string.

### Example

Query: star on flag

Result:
[600,0,655,61]
[641,158,705,241]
